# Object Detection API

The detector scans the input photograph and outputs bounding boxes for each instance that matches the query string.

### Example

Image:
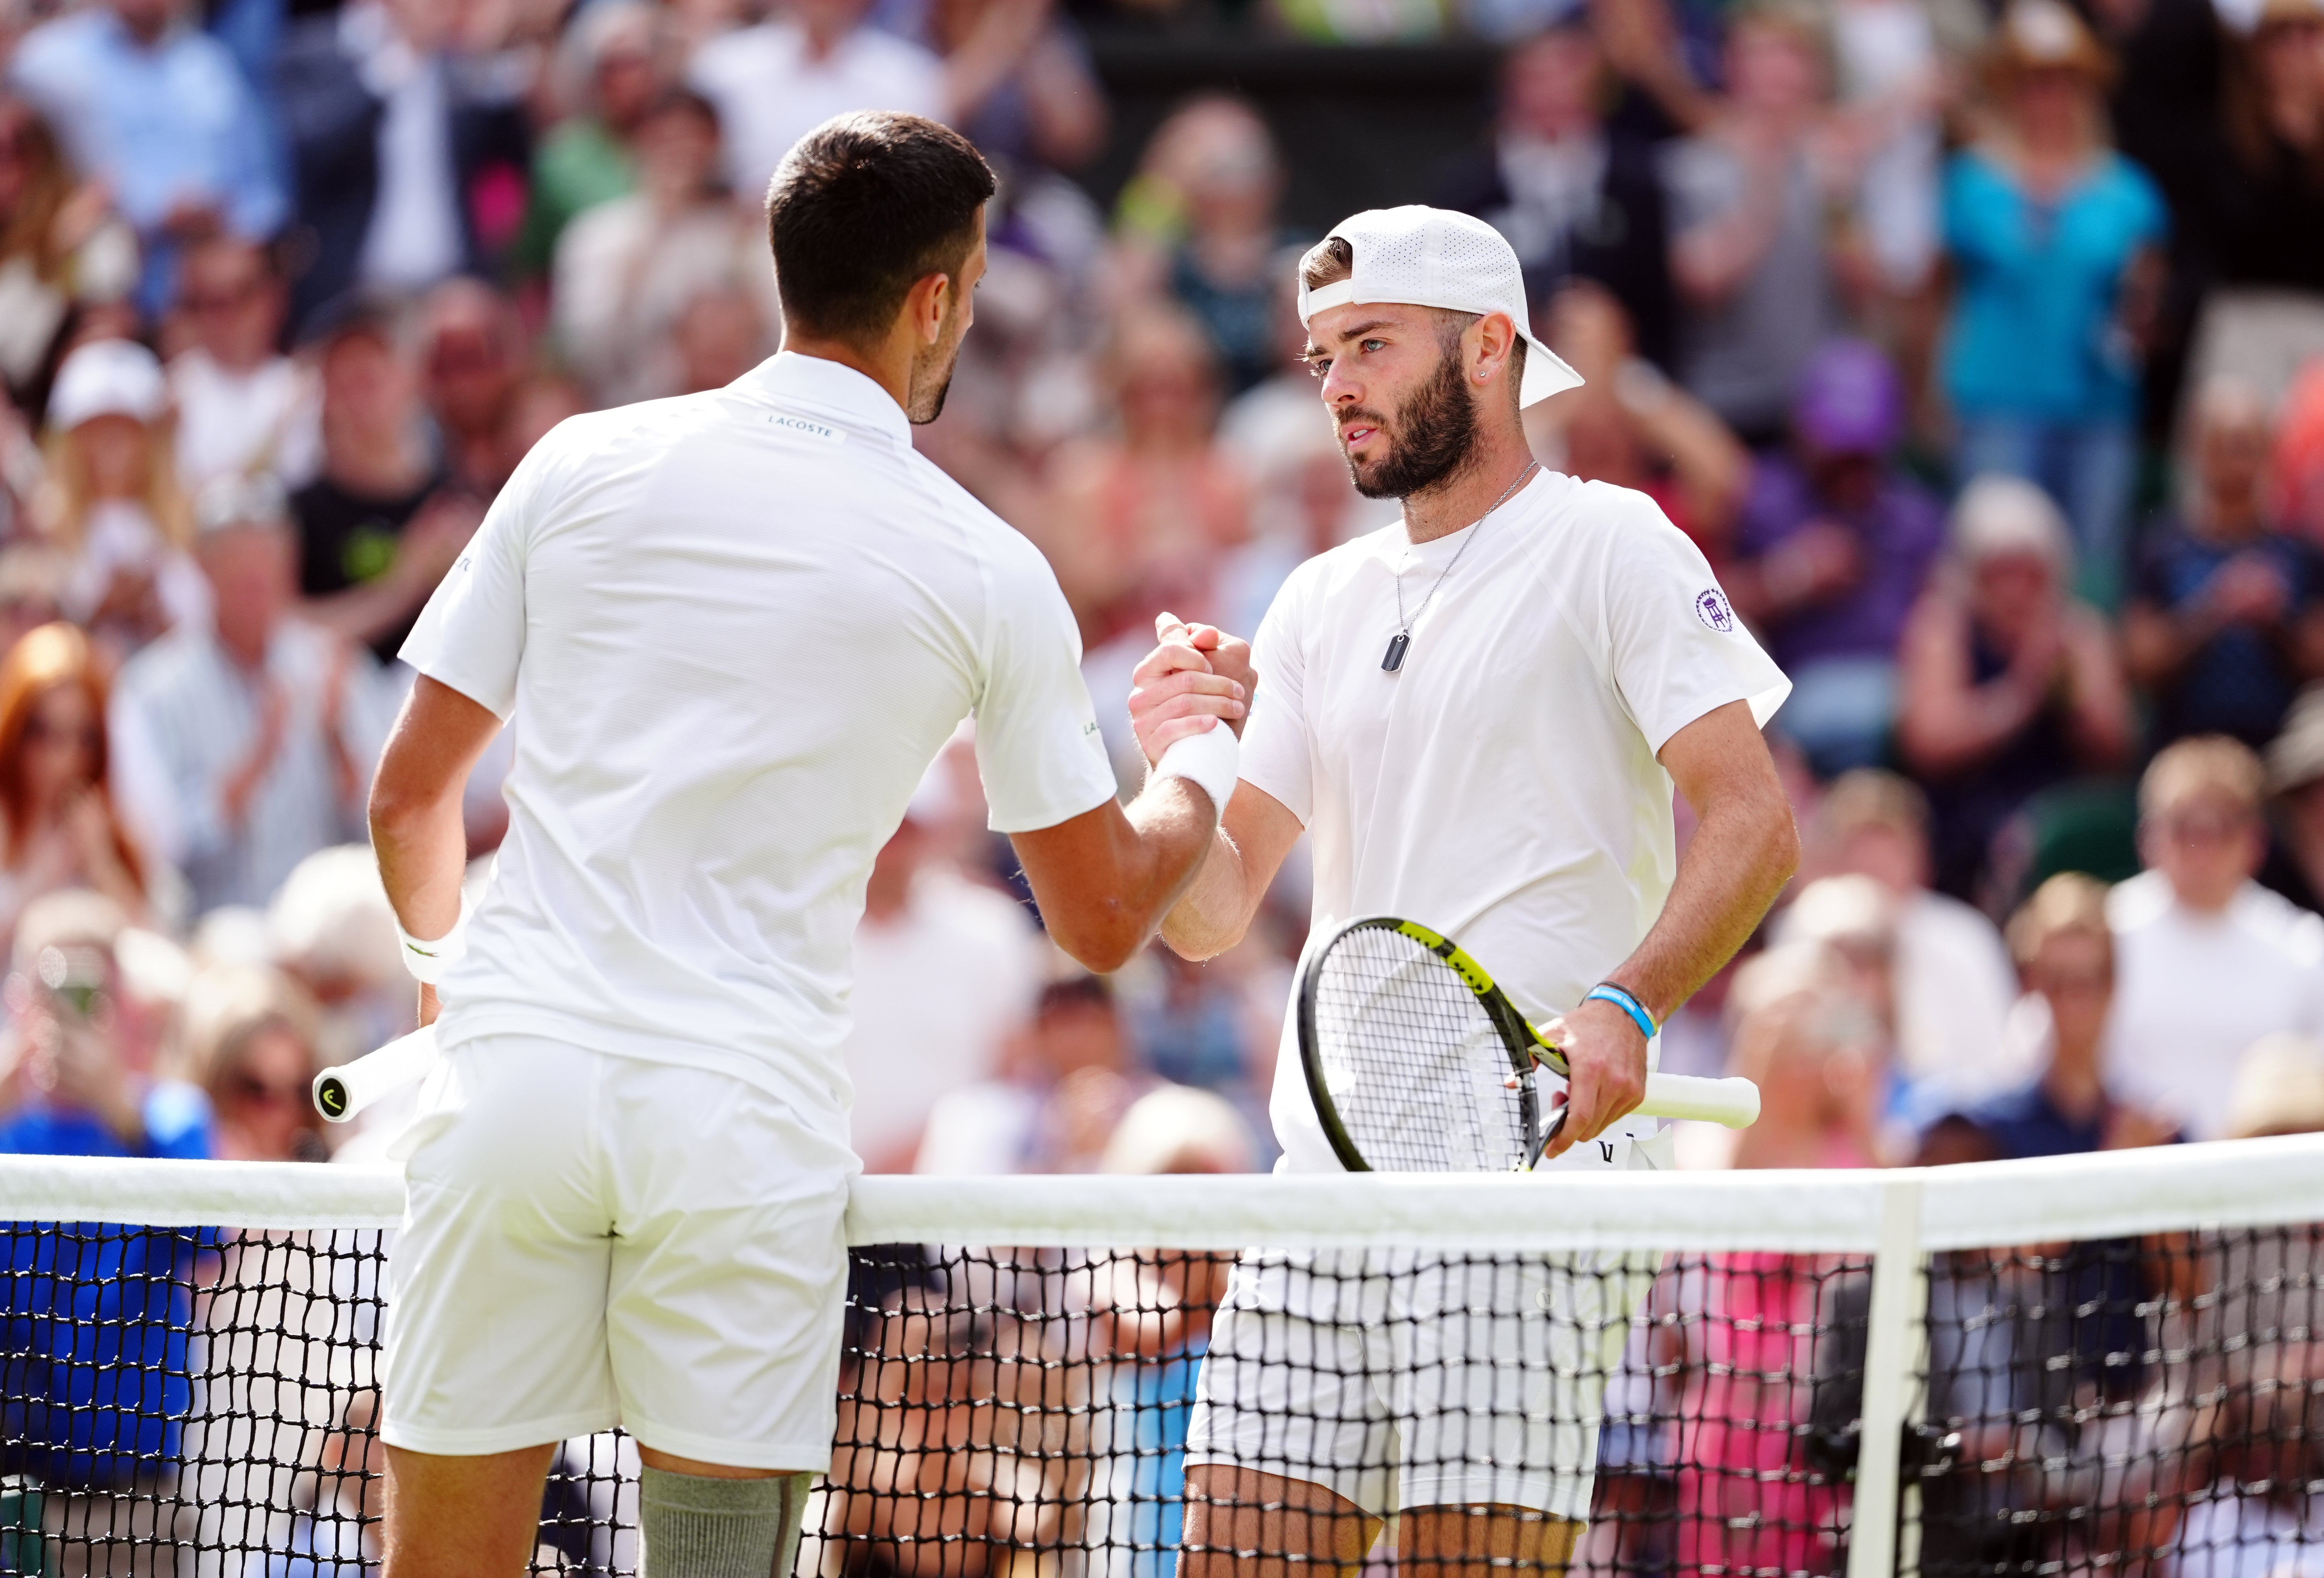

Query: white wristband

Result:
[397,892,473,985]
[1152,724,1240,821]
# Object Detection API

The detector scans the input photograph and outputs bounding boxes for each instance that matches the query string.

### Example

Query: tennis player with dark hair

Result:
[366,112,1241,1578]
[1128,206,1800,1574]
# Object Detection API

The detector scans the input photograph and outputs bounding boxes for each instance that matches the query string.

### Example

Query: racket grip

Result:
[313,1026,440,1124]
[1637,1072,1760,1129]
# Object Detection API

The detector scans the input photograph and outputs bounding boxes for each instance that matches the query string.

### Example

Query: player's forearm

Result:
[1027,781,1216,975]
[1159,825,1254,962]
[369,780,467,943]
[1610,779,1798,1023]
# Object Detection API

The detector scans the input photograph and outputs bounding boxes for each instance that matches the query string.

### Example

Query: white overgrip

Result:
[1635,1072,1759,1129]
[312,1025,441,1123]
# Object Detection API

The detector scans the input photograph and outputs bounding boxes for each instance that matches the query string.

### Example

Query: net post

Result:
[1845,1173,1926,1578]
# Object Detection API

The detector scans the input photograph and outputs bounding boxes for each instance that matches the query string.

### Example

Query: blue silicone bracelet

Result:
[1584,984,1657,1040]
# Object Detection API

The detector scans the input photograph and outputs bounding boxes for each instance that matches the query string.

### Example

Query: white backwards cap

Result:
[1297,205,1583,408]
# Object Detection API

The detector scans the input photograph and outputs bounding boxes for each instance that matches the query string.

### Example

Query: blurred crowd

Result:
[0,0,2315,1171]
[0,0,2313,1565]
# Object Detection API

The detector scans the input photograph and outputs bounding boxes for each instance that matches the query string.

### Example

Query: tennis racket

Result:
[1297,916,1760,1173]
[312,1025,440,1124]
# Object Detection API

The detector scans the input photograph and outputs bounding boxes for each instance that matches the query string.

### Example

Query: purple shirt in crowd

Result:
[1736,455,1946,670]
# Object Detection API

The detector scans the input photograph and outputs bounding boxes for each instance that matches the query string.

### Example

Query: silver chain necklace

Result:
[1382,462,1539,673]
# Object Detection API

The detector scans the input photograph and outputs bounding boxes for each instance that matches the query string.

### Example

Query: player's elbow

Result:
[1758,790,1802,887]
[367,765,454,851]
[1045,902,1147,976]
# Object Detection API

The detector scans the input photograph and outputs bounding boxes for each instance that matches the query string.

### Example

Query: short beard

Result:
[905,301,969,425]
[905,343,960,424]
[1344,341,1482,500]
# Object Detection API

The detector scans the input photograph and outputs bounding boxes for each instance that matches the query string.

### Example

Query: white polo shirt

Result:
[1238,469,1790,1173]
[401,353,1118,1143]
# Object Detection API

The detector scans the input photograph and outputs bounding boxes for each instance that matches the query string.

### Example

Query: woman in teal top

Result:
[1940,0,2168,610]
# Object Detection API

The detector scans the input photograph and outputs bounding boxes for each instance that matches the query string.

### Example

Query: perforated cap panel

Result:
[1297,205,1584,407]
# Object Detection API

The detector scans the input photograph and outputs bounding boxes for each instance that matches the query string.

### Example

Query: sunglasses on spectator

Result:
[2032,964,2111,996]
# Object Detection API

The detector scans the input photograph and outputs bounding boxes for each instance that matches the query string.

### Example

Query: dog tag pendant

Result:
[1382,631,1411,673]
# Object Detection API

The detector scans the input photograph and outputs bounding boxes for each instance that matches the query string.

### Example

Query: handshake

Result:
[1129,612,1256,760]
[1128,612,1257,819]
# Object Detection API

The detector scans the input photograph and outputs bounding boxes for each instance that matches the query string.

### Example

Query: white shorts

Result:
[380,1036,856,1469]
[1184,1249,1652,1521]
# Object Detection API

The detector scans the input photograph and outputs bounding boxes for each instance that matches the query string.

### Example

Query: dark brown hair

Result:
[767,112,996,346]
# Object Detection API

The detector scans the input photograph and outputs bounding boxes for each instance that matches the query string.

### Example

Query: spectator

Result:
[1802,770,2030,1107]
[552,88,781,407]
[0,891,212,1542]
[417,277,528,497]
[841,768,1044,1175]
[165,235,320,491]
[1730,340,1945,774]
[0,621,148,950]
[273,0,531,329]
[670,282,775,397]
[923,0,1107,175]
[266,843,412,1065]
[1667,954,1874,1576]
[265,1389,384,1578]
[2278,354,2324,545]
[913,970,1140,1174]
[2185,0,2324,416]
[687,0,943,204]
[511,1,666,283]
[179,963,328,1163]
[1532,281,1750,565]
[1960,873,2176,1157]
[0,94,136,421]
[1662,0,1854,445]
[1087,1085,1253,1578]
[109,475,391,917]
[1114,98,1293,397]
[0,545,65,659]
[33,338,207,654]
[289,301,476,664]
[2221,1029,2324,1139]
[1038,306,1250,643]
[1899,475,2135,897]
[1435,21,1676,369]
[2263,684,2324,912]
[1941,0,2166,609]
[0,888,207,1161]
[2104,736,2324,1139]
[2125,378,2324,750]
[7,0,284,317]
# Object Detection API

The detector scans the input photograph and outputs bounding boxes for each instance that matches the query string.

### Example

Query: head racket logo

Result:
[1694,589,1737,633]
[317,1081,346,1119]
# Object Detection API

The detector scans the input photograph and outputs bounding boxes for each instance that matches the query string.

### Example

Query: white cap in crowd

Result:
[47,339,167,432]
[1295,205,1584,408]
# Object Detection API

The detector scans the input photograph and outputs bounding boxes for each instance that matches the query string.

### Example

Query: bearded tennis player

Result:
[363,114,1244,1578]
[1127,207,1799,1575]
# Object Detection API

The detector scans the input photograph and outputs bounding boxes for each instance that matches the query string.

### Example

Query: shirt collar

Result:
[739,352,912,446]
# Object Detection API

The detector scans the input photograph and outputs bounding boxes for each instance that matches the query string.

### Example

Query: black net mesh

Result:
[0,1216,2312,1574]
[1303,924,1531,1173]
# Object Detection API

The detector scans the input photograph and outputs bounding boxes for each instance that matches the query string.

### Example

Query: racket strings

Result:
[1310,927,1529,1172]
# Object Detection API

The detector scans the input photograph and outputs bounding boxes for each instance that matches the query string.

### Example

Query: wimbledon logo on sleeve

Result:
[1694,589,1737,633]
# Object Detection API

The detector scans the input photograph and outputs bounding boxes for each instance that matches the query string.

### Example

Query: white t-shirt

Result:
[168,350,321,489]
[687,21,945,208]
[843,869,1043,1169]
[1239,470,1790,1173]
[2102,871,2324,1141]
[401,352,1118,1143]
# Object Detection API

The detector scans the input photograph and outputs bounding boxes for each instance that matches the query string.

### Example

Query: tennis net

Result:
[0,1137,2316,1576]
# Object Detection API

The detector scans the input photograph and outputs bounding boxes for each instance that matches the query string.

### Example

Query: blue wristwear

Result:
[1584,984,1657,1040]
